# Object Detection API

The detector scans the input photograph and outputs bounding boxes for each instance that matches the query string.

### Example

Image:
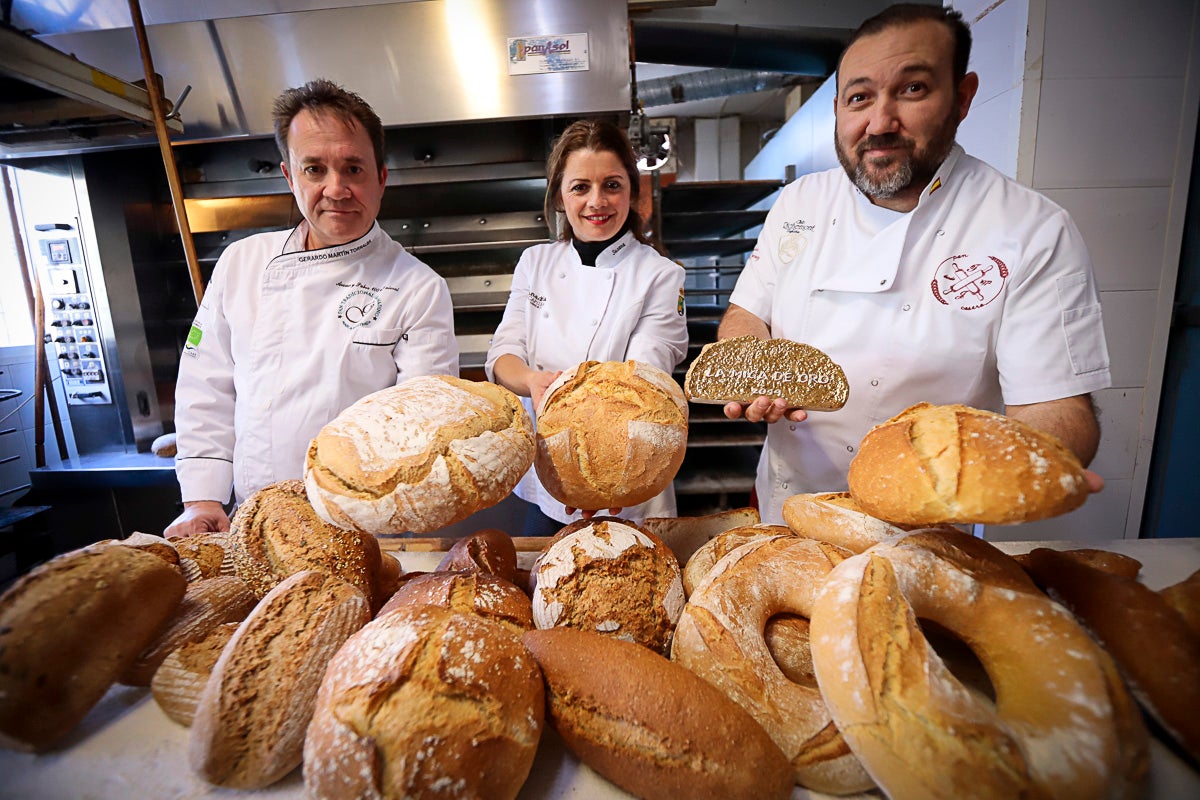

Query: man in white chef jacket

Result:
[720,4,1111,524]
[165,79,458,538]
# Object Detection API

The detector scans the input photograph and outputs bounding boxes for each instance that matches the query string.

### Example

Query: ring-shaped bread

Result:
[810,528,1148,800]
[671,535,874,794]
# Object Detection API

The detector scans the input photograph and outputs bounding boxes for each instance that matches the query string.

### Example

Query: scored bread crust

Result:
[152,622,239,727]
[229,479,388,611]
[847,402,1088,525]
[523,626,794,800]
[188,571,370,789]
[377,570,534,633]
[809,529,1149,800]
[305,375,534,534]
[683,335,849,410]
[681,524,788,596]
[671,535,872,794]
[534,360,688,510]
[435,528,519,583]
[303,605,544,800]
[0,545,186,752]
[782,492,916,554]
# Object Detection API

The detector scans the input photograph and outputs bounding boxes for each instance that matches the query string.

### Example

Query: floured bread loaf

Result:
[783,492,917,554]
[152,622,239,727]
[523,626,793,800]
[534,360,687,511]
[0,544,186,751]
[848,403,1089,525]
[230,479,389,611]
[189,571,370,788]
[682,524,788,596]
[684,335,849,410]
[304,605,544,800]
[378,570,534,633]
[643,506,760,565]
[306,375,534,533]
[94,531,181,567]
[530,518,683,654]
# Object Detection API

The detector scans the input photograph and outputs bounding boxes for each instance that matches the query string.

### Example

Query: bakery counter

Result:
[3,538,1198,800]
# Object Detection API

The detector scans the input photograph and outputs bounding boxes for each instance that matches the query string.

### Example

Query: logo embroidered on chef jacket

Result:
[929,177,943,196]
[337,289,382,328]
[528,291,546,309]
[931,254,1008,311]
[182,322,203,358]
[778,233,805,264]
[677,288,686,316]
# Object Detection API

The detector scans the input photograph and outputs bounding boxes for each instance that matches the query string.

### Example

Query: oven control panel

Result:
[37,232,113,406]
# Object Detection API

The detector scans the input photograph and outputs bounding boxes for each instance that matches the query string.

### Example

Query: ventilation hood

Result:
[0,23,182,158]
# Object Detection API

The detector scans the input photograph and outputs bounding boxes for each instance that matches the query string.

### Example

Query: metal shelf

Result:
[660,179,782,214]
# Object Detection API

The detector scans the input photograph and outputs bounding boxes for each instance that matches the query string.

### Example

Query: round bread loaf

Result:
[229,479,389,611]
[523,626,794,800]
[173,532,234,581]
[810,529,1149,800]
[189,570,371,788]
[782,491,917,553]
[304,604,544,800]
[681,523,787,596]
[0,544,186,751]
[534,360,687,511]
[305,375,534,533]
[531,518,684,654]
[1011,546,1143,580]
[847,402,1089,525]
[378,570,534,633]
[1024,547,1200,765]
[436,527,518,583]
[120,575,256,686]
[672,535,871,794]
[152,622,239,727]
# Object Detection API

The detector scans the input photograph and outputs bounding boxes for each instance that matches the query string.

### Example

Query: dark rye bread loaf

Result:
[304,605,544,800]
[0,544,186,751]
[188,571,370,788]
[229,479,390,611]
[523,626,793,800]
[435,527,519,583]
[684,335,849,410]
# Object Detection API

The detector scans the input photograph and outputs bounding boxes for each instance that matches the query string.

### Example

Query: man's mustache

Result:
[857,134,914,155]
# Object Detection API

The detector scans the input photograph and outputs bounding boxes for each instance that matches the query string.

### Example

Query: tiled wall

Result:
[0,346,79,508]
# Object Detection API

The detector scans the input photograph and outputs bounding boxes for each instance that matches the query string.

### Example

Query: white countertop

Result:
[3,538,1198,800]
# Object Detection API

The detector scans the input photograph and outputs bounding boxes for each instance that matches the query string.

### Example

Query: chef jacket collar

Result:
[813,144,964,294]
[592,230,639,269]
[275,220,384,262]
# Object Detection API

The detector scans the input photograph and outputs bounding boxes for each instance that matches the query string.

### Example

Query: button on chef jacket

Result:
[729,145,1111,524]
[175,221,458,505]
[486,231,689,523]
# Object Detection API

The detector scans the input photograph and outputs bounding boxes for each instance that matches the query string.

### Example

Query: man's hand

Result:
[723,397,808,425]
[165,500,230,539]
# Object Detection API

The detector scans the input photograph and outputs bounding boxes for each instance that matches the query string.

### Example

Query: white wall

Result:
[956,0,1200,541]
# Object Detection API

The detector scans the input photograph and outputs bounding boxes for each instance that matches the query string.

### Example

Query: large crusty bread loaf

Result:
[151,622,239,727]
[229,479,389,611]
[847,402,1089,525]
[306,375,534,533]
[304,604,544,800]
[782,492,916,553]
[0,544,186,751]
[684,335,849,410]
[523,626,793,800]
[173,532,235,581]
[120,575,256,686]
[643,506,760,565]
[378,570,534,633]
[1024,548,1200,764]
[435,527,518,583]
[681,524,787,596]
[531,518,684,654]
[534,360,687,511]
[188,570,370,788]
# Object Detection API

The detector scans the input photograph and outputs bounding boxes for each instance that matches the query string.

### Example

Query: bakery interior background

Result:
[0,0,1196,572]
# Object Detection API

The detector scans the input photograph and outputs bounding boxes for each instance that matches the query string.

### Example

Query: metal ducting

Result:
[631,20,848,74]
[636,67,804,108]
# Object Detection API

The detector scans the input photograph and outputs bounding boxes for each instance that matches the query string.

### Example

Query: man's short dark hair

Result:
[272,79,386,174]
[838,4,973,88]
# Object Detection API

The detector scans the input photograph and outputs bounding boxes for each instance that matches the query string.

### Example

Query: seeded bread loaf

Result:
[305,375,534,533]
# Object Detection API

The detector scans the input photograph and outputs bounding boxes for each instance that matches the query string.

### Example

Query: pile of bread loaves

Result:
[2,397,1199,799]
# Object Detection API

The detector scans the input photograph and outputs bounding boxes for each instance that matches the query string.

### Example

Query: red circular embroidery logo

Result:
[930,254,1008,310]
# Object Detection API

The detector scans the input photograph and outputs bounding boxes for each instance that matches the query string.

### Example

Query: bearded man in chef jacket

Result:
[165,79,458,538]
[720,4,1111,525]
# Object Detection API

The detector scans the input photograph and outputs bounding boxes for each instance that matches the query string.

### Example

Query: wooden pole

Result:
[126,0,205,307]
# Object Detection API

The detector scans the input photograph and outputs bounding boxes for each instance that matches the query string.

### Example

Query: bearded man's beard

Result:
[835,108,959,199]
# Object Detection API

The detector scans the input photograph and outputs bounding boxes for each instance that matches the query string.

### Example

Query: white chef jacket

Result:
[485,231,689,523]
[175,221,458,505]
[730,145,1112,523]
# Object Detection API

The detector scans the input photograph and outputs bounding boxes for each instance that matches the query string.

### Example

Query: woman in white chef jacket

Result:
[486,119,689,535]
